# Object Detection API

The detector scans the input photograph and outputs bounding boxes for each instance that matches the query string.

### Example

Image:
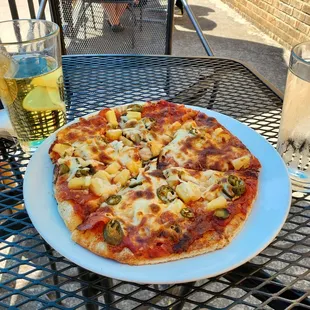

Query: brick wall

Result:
[220,0,310,49]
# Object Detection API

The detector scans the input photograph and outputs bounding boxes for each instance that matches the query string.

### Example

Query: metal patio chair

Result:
[48,0,174,55]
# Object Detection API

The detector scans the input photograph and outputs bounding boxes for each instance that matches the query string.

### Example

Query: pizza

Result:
[49,100,261,265]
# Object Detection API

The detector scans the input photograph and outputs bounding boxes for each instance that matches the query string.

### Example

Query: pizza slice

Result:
[158,113,261,172]
[162,166,259,241]
[70,160,259,265]
[52,148,145,232]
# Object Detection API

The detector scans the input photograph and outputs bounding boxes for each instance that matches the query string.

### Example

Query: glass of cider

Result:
[0,19,66,153]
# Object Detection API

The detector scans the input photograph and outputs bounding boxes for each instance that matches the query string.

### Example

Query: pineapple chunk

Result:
[120,136,134,146]
[127,111,141,120]
[231,155,250,170]
[90,177,117,197]
[204,190,219,202]
[105,162,121,174]
[213,127,223,136]
[139,146,153,161]
[206,196,227,211]
[106,129,122,141]
[106,110,118,127]
[53,143,72,157]
[68,176,91,190]
[93,170,112,181]
[113,169,130,186]
[171,121,182,132]
[166,199,184,215]
[166,174,180,187]
[126,160,142,176]
[176,181,201,203]
[181,120,197,130]
[148,140,162,157]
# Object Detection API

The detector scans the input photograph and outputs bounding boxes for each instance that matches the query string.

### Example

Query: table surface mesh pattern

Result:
[0,55,309,310]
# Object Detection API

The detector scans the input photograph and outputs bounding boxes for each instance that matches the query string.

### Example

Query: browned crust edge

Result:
[71,229,229,265]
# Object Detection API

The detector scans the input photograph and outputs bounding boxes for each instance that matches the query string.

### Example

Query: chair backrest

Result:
[49,0,174,55]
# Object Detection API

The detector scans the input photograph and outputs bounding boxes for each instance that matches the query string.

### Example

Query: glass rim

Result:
[0,19,59,46]
[291,41,310,66]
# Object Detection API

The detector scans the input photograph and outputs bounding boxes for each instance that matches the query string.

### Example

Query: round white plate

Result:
[24,106,291,284]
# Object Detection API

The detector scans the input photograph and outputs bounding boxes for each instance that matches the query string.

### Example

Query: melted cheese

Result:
[163,167,226,204]
[98,169,167,227]
[159,122,251,172]
[166,199,184,215]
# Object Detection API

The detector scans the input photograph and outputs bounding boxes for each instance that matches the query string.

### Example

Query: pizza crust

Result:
[57,200,83,232]
[72,228,228,265]
[53,181,83,232]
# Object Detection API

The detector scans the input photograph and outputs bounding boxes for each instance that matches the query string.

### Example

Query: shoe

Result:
[111,24,124,32]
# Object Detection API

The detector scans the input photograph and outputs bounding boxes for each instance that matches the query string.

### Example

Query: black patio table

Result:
[1,55,310,310]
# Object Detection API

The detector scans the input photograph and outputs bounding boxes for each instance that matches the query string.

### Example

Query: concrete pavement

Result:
[172,0,290,93]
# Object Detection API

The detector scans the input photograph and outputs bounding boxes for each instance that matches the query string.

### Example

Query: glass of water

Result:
[0,19,66,154]
[277,41,310,192]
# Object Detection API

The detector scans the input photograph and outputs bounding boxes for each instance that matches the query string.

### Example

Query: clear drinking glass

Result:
[277,41,310,192]
[0,19,66,153]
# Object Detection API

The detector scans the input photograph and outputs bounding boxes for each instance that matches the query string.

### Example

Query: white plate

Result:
[24,106,291,284]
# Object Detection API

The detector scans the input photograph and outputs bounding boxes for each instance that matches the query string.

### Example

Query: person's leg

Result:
[115,3,128,24]
[101,3,118,25]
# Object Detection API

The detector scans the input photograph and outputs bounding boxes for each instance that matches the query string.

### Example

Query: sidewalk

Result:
[172,0,290,92]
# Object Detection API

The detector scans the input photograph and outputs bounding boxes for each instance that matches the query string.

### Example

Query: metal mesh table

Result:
[1,55,310,309]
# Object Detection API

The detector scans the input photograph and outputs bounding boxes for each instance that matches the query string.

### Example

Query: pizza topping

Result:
[232,179,246,196]
[113,169,130,186]
[139,146,153,161]
[126,160,142,177]
[93,170,111,181]
[189,126,199,135]
[123,129,141,144]
[148,141,162,157]
[53,143,73,157]
[105,110,118,127]
[228,175,238,185]
[170,224,182,234]
[75,165,95,177]
[127,104,143,112]
[227,175,246,196]
[166,199,184,215]
[180,207,194,218]
[120,136,134,146]
[231,155,251,170]
[59,163,70,175]
[103,219,124,246]
[105,162,121,174]
[89,178,118,197]
[214,208,230,219]
[176,182,201,203]
[106,129,122,141]
[222,183,235,199]
[142,117,156,130]
[68,176,91,190]
[129,179,143,188]
[127,111,141,120]
[205,196,227,211]
[106,195,122,205]
[157,185,176,203]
